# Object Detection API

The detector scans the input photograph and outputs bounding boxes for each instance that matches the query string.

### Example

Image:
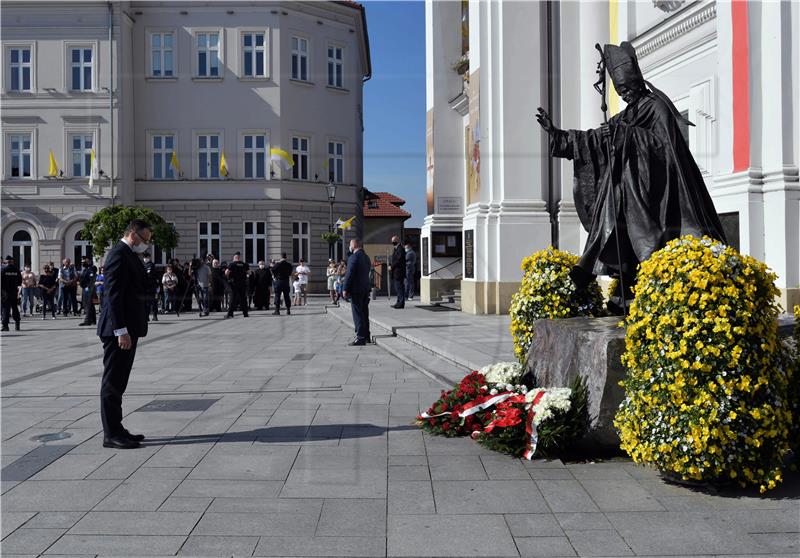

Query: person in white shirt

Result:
[292,273,301,307]
[295,258,310,306]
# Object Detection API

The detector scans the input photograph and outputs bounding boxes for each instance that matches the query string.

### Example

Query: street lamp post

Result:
[326,181,338,260]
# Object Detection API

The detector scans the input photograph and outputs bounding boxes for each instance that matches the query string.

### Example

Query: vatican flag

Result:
[169,151,181,175]
[220,153,229,177]
[334,218,344,229]
[339,216,356,230]
[270,148,294,170]
[88,149,99,187]
[47,150,60,177]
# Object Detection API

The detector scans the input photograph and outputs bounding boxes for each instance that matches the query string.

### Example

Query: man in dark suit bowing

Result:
[342,238,371,346]
[97,219,152,449]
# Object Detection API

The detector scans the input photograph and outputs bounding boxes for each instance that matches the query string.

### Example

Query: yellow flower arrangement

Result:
[614,236,797,492]
[509,247,604,363]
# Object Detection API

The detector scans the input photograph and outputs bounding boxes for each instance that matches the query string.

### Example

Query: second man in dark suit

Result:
[96,219,151,449]
[389,235,406,309]
[343,238,371,346]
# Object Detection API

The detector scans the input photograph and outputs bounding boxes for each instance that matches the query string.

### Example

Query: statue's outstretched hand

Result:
[536,107,555,134]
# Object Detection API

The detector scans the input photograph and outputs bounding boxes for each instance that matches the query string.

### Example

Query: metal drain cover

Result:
[136,398,219,412]
[30,432,73,443]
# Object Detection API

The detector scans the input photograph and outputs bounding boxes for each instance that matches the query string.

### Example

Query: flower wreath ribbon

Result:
[418,391,516,420]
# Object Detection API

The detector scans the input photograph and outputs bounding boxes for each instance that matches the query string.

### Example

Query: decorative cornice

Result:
[633,1,716,59]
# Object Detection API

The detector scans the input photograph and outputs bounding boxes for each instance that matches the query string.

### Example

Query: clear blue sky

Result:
[362,0,426,228]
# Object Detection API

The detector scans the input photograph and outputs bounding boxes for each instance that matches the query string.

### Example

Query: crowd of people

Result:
[0,248,353,331]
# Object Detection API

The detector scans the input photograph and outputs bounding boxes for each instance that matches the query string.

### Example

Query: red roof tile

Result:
[363,195,411,218]
[371,192,405,204]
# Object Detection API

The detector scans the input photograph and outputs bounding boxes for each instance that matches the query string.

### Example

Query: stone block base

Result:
[523,317,625,448]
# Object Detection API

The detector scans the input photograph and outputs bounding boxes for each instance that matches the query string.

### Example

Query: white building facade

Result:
[423,0,799,314]
[1,0,370,290]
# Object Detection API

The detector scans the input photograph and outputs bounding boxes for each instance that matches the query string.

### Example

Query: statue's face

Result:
[615,81,645,105]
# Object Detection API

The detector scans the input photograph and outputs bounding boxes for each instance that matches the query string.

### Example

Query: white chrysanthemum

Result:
[525,388,572,426]
[479,362,523,385]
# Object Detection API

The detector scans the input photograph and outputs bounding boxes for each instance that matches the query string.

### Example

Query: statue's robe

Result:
[551,91,726,276]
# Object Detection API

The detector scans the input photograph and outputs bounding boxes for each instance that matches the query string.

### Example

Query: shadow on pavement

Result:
[141,423,419,446]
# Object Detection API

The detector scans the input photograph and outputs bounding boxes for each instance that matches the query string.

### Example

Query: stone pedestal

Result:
[523,317,626,448]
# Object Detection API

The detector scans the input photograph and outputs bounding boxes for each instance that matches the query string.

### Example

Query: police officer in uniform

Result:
[225,251,249,318]
[1,255,22,331]
[79,264,98,326]
[271,252,293,316]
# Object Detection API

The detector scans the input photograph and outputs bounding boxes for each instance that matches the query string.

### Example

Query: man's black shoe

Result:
[153,315,158,321]
[224,314,232,319]
[14,323,21,331]
[123,429,145,442]
[243,314,249,318]
[0,326,8,332]
[348,339,367,346]
[103,436,140,449]
[78,322,93,326]
[273,310,280,315]
[286,309,291,315]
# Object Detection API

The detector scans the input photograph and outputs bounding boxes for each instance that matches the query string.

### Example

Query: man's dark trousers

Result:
[1,293,20,327]
[393,279,406,307]
[351,291,370,342]
[273,280,291,311]
[227,286,248,317]
[100,336,138,437]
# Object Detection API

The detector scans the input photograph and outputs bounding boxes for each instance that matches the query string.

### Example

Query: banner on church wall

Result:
[467,68,480,205]
[426,109,434,215]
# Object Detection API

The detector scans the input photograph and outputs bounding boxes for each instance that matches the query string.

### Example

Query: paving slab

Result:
[387,514,518,557]
[43,534,187,555]
[253,535,386,557]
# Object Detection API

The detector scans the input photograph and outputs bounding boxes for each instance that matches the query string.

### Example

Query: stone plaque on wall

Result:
[464,229,474,279]
[422,237,429,276]
[437,196,463,214]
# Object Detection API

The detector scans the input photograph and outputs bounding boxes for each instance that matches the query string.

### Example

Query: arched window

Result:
[73,229,92,269]
[11,230,32,269]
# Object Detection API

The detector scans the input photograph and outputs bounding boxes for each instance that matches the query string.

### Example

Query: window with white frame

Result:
[243,221,267,264]
[292,221,310,263]
[73,229,93,270]
[291,136,309,180]
[151,134,175,179]
[152,222,176,265]
[243,134,267,179]
[291,36,308,81]
[198,134,220,178]
[8,133,32,178]
[9,47,32,92]
[70,134,93,177]
[327,140,344,183]
[70,47,93,91]
[196,32,220,77]
[198,221,221,258]
[11,230,32,269]
[327,45,343,88]
[242,32,266,78]
[150,32,174,77]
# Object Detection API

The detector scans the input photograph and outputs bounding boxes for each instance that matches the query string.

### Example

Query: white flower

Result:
[525,387,572,426]
[480,362,523,385]
[489,388,498,395]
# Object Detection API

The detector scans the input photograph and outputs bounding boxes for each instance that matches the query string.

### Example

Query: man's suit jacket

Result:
[97,241,149,339]
[390,244,406,280]
[343,249,371,294]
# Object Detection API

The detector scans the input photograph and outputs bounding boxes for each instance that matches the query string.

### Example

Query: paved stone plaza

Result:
[1,300,798,557]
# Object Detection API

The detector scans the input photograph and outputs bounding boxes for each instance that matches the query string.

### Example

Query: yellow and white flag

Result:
[88,149,99,187]
[48,150,60,177]
[270,148,294,171]
[220,153,229,177]
[338,216,356,230]
[169,151,181,175]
